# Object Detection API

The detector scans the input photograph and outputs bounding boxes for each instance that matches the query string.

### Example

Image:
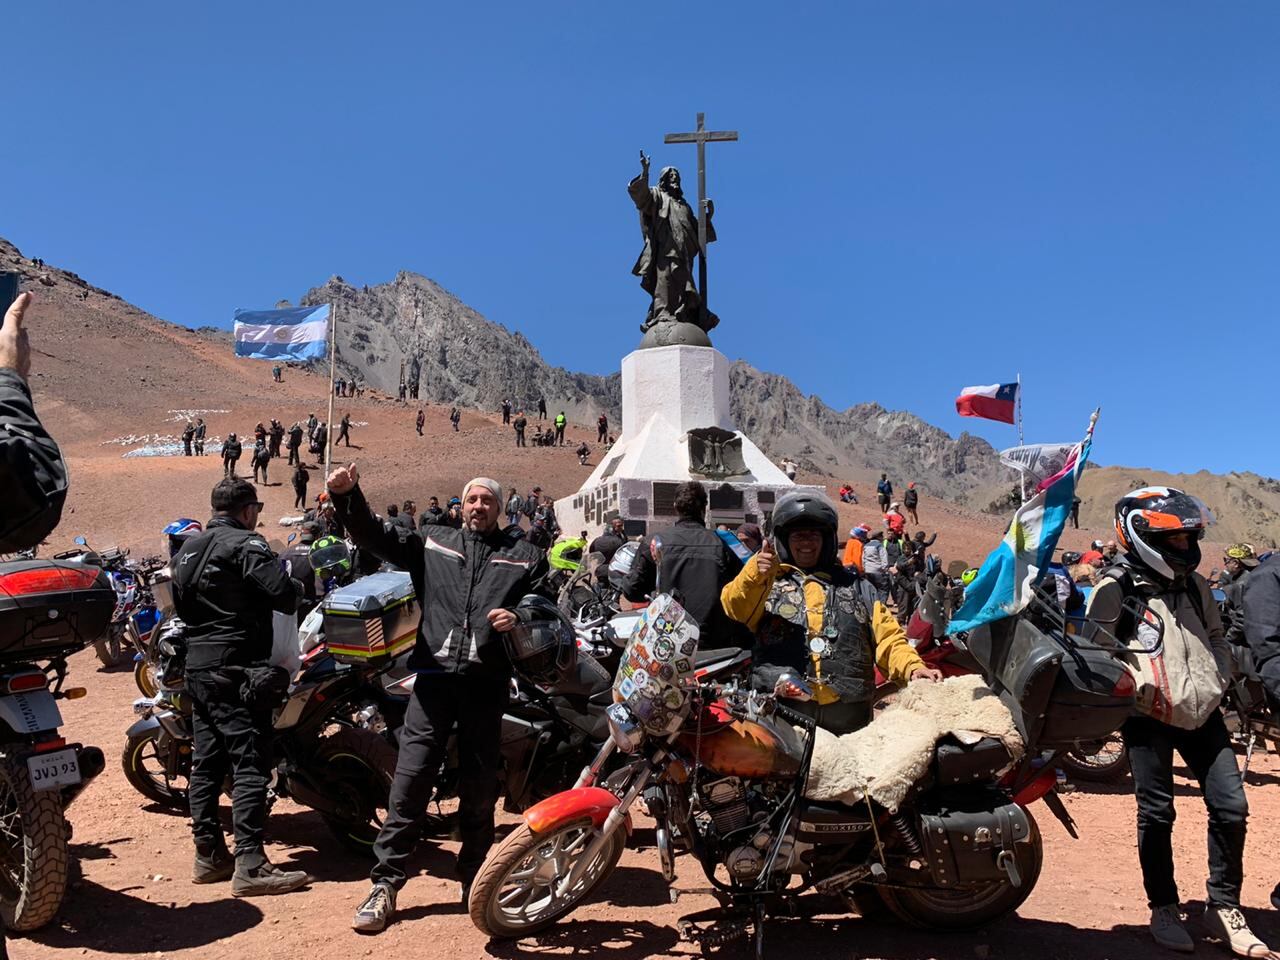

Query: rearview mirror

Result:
[74,536,87,546]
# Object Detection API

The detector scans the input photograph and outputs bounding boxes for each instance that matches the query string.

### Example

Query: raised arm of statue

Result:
[628,170,654,214]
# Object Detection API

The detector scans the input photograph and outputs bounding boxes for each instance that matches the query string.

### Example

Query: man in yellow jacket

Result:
[721,492,940,734]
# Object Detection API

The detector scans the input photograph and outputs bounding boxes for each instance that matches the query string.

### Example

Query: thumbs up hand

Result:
[756,537,776,576]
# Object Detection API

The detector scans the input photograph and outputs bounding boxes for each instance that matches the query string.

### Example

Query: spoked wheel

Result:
[877,815,1043,930]
[0,757,69,931]
[94,624,130,669]
[121,730,190,809]
[1058,735,1129,784]
[469,818,625,938]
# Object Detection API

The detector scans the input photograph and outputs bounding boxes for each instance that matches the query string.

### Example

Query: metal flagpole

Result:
[324,301,337,479]
[1016,372,1026,503]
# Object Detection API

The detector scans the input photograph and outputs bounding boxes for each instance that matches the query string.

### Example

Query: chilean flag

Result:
[955,382,1019,425]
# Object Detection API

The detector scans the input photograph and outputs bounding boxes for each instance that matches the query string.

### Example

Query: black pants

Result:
[338,428,349,446]
[187,670,274,867]
[1122,710,1247,909]
[287,444,300,466]
[502,412,510,424]
[371,671,508,889]
[515,429,525,447]
[597,426,606,441]
[294,484,307,509]
[224,455,238,476]
[195,440,204,456]
[796,699,870,736]
[183,440,192,456]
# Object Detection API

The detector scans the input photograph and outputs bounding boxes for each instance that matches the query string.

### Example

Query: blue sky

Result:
[7,2,1278,476]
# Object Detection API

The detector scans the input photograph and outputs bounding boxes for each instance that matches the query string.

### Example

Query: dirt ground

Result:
[6,642,1280,960]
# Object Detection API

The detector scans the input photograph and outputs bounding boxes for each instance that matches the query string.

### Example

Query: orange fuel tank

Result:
[677,704,804,780]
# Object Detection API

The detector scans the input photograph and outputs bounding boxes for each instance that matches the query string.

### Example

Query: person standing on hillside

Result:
[904,482,920,525]
[171,477,308,898]
[419,496,444,529]
[537,396,547,422]
[292,461,309,510]
[781,458,798,481]
[182,421,195,457]
[415,409,425,437]
[501,398,511,425]
[597,413,608,442]
[254,422,267,446]
[306,413,318,444]
[286,422,303,466]
[449,407,461,432]
[386,504,414,535]
[505,489,524,527]
[1070,495,1081,529]
[1221,544,1261,647]
[513,411,527,448]
[554,411,567,446]
[876,473,892,513]
[221,433,242,477]
[194,418,206,456]
[251,439,270,485]
[312,421,327,457]
[268,419,284,459]
[337,413,352,448]
[272,364,282,383]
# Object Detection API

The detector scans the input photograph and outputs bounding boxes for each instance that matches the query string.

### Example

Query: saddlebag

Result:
[933,736,1014,787]
[919,801,1033,887]
[321,572,418,666]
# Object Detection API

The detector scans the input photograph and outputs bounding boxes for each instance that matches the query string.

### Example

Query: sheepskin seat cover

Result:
[804,674,1024,813]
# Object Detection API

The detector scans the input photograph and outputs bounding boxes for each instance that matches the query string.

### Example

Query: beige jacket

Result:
[1086,565,1228,731]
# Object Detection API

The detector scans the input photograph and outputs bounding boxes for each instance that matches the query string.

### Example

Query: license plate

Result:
[27,749,80,791]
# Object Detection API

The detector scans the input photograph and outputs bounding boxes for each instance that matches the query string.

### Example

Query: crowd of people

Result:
[13,285,1280,956]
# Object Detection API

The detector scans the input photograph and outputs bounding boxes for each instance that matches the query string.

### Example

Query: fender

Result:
[524,786,632,835]
[0,690,64,735]
[125,714,161,740]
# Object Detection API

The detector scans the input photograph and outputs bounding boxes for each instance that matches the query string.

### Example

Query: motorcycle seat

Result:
[933,735,1013,787]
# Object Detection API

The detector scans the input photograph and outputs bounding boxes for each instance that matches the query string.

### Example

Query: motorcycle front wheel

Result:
[133,656,160,699]
[469,818,625,939]
[94,623,130,669]
[876,814,1043,930]
[121,729,189,809]
[0,756,70,931]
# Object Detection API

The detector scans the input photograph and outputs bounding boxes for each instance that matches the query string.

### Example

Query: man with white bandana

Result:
[326,465,549,933]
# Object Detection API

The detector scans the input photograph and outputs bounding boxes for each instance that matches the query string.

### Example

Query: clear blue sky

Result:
[7,2,1278,476]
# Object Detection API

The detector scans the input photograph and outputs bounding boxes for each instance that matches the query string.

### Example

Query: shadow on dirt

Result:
[482,919,679,959]
[22,879,263,952]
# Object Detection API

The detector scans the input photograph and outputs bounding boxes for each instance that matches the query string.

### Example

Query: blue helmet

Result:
[162,518,203,558]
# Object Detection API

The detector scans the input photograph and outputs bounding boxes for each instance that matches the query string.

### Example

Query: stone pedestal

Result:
[556,345,822,540]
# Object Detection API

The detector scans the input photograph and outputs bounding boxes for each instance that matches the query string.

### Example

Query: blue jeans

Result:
[1122,709,1247,909]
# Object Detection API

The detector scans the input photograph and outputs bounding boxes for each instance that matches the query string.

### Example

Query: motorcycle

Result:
[122,613,402,854]
[50,536,158,670]
[0,557,112,930]
[466,591,1154,953]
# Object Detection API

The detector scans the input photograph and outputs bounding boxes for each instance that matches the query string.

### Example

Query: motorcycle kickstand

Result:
[1243,733,1257,777]
[754,900,766,960]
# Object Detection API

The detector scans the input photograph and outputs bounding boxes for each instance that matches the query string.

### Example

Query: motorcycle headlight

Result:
[132,697,157,717]
[606,702,645,754]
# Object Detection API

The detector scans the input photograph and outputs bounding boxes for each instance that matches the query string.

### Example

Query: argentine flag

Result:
[948,413,1098,634]
[233,304,330,361]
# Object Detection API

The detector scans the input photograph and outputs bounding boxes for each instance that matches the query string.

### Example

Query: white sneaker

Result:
[1150,904,1195,953]
[1203,904,1272,958]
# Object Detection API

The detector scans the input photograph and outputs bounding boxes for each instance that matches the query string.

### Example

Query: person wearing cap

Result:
[170,478,307,898]
[842,525,868,572]
[326,466,549,932]
[1221,544,1260,648]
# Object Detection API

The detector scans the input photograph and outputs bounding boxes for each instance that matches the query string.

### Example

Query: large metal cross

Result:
[664,112,738,323]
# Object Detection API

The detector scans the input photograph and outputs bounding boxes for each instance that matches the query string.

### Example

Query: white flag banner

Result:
[999,442,1077,488]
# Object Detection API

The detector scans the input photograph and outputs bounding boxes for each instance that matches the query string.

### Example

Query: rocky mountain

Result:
[294,270,1012,501]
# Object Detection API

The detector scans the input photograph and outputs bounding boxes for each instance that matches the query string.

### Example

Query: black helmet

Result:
[1114,486,1213,581]
[503,595,578,688]
[770,491,839,568]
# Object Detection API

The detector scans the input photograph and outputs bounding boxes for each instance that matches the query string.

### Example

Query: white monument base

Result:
[555,344,823,540]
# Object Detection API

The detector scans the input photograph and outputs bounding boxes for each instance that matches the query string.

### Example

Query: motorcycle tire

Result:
[94,624,129,670]
[0,756,70,931]
[133,656,160,699]
[1058,736,1129,785]
[469,818,625,939]
[121,729,189,810]
[313,728,397,855]
[876,813,1043,930]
